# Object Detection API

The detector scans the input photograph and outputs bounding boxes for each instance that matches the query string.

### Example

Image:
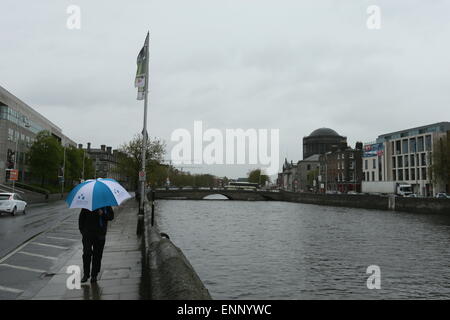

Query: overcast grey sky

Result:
[1,1,449,178]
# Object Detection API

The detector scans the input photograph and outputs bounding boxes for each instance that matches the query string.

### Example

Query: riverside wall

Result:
[140,200,212,300]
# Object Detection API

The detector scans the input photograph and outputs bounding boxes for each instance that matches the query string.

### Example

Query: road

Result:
[0,200,81,299]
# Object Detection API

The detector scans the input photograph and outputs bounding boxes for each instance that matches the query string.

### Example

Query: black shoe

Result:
[81,275,89,283]
[90,275,97,283]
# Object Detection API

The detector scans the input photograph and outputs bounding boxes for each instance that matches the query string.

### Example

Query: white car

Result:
[0,193,27,216]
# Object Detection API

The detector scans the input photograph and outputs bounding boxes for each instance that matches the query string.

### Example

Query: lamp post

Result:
[81,148,85,181]
[61,144,67,199]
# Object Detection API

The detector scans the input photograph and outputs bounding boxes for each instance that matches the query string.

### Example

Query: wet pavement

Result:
[32,199,143,300]
[0,199,143,300]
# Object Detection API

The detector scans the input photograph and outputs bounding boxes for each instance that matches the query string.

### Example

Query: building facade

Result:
[319,143,363,193]
[303,128,347,159]
[373,122,450,197]
[0,85,76,184]
[83,143,128,188]
[362,142,385,183]
[279,127,347,192]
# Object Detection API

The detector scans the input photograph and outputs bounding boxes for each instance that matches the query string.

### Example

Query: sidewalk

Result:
[32,199,143,300]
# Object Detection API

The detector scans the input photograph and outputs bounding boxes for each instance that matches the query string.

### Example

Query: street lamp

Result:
[60,144,67,198]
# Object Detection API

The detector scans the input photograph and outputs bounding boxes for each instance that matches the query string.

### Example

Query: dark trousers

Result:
[82,233,105,277]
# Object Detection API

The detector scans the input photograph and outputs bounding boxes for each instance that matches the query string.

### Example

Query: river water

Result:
[156,199,450,299]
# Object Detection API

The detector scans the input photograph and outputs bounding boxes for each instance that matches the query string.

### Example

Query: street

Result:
[0,201,81,299]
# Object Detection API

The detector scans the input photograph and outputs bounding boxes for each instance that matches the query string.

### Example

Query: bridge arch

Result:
[202,193,233,200]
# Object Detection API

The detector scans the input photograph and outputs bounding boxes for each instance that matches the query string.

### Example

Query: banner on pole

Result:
[135,32,149,100]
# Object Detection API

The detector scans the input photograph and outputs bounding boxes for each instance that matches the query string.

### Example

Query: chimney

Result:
[101,145,106,152]
[107,146,112,154]
[87,142,91,152]
[78,144,83,149]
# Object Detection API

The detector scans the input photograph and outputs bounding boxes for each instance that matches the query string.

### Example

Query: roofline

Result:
[0,85,62,132]
[378,122,450,138]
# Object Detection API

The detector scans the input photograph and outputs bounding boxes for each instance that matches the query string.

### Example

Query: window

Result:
[405,169,409,181]
[402,139,409,154]
[396,141,401,154]
[366,172,370,181]
[404,155,409,167]
[410,169,415,181]
[371,171,375,181]
[392,157,396,168]
[398,156,403,168]
[409,138,416,153]
[417,136,424,152]
[372,159,376,169]
[422,168,427,180]
[425,135,432,151]
[349,153,354,159]
[365,159,368,170]
[398,169,403,181]
[421,153,426,166]
[393,170,397,180]
[8,128,14,141]
[410,154,415,167]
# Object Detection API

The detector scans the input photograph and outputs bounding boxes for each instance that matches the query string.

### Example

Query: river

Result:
[156,199,450,299]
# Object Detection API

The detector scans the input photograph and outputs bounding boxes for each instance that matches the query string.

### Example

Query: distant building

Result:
[319,143,363,193]
[303,128,347,159]
[296,154,321,192]
[279,159,298,191]
[364,122,450,196]
[0,85,76,184]
[278,127,346,192]
[83,143,128,188]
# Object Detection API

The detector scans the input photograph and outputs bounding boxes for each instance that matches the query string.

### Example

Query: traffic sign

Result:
[139,171,146,181]
[9,169,19,181]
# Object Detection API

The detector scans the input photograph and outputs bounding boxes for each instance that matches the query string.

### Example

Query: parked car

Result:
[435,193,450,199]
[406,193,419,198]
[0,193,27,216]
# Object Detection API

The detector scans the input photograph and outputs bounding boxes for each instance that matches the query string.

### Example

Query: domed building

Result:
[303,128,347,159]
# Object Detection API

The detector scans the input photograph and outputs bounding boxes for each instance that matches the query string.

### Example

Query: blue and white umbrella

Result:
[66,178,131,211]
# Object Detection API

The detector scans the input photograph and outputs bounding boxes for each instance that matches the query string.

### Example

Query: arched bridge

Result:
[151,188,284,201]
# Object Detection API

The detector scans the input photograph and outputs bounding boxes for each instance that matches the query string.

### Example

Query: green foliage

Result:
[28,131,63,186]
[115,134,166,190]
[247,168,270,186]
[64,146,95,186]
[432,135,450,184]
[307,168,320,187]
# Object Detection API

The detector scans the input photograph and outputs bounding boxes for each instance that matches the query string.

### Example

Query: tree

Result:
[307,168,320,190]
[432,135,450,192]
[248,168,270,186]
[64,147,95,187]
[115,134,166,190]
[28,131,63,186]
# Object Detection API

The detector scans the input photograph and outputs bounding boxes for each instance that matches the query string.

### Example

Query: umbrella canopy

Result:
[66,178,131,211]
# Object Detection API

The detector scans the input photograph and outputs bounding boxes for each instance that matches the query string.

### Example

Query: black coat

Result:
[79,206,114,236]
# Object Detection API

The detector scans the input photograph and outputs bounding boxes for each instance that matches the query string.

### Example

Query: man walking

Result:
[78,206,114,283]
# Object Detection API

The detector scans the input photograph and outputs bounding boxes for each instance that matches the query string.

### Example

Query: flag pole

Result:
[140,32,149,215]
